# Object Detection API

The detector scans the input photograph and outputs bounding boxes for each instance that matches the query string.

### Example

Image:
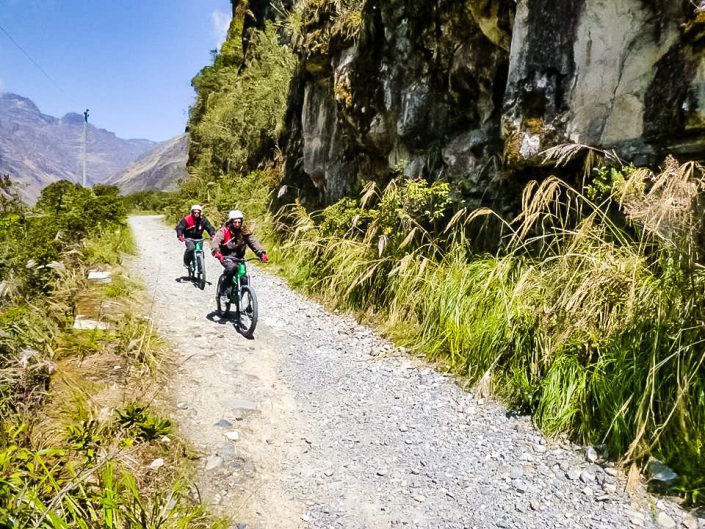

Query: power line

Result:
[1,22,89,186]
[0,22,72,101]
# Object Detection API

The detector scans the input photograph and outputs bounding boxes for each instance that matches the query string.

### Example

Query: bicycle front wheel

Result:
[238,285,258,338]
[196,253,206,290]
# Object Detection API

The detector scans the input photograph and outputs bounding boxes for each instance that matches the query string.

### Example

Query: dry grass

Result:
[619,156,705,257]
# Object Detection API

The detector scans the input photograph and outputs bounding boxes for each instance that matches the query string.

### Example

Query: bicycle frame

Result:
[184,238,204,256]
[184,239,204,267]
[223,257,256,303]
[184,238,207,289]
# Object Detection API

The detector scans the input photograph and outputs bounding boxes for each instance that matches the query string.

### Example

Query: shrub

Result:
[123,190,174,212]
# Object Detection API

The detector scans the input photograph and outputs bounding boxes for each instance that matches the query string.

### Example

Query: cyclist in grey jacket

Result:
[211,209,268,297]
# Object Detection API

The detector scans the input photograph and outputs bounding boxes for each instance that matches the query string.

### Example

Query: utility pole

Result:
[82,109,89,187]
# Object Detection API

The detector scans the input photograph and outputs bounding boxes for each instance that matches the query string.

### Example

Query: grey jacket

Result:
[210,225,265,259]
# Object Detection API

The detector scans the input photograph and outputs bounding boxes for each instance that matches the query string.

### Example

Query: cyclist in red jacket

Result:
[175,205,216,269]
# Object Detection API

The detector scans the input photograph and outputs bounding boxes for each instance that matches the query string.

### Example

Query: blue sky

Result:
[0,0,232,142]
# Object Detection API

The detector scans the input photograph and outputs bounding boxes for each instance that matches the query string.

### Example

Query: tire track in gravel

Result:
[127,215,698,529]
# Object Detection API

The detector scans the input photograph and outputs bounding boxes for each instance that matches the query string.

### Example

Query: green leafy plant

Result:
[285,0,366,55]
[115,403,172,441]
[66,419,103,457]
[586,166,624,203]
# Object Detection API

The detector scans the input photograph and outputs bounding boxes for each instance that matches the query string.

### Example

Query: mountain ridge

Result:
[106,133,187,194]
[0,92,157,202]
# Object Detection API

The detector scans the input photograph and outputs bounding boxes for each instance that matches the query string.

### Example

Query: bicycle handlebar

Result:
[221,256,260,263]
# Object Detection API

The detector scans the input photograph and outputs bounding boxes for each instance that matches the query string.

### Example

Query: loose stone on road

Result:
[127,215,700,529]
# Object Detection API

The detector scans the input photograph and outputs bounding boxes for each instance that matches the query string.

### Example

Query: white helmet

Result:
[190,204,203,212]
[228,209,244,221]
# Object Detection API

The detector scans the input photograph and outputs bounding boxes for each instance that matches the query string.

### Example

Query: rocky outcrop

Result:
[107,134,187,194]
[0,93,155,203]
[275,0,705,210]
[502,0,699,167]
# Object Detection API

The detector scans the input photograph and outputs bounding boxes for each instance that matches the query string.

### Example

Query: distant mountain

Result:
[106,134,187,194]
[0,93,156,202]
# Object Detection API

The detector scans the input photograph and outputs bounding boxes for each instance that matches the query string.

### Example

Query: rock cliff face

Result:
[270,0,705,210]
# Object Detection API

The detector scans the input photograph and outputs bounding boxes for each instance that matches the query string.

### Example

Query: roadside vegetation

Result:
[0,177,221,527]
[270,153,705,505]
[159,0,705,506]
[124,190,174,214]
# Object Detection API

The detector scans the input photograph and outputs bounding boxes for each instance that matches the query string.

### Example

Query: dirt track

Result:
[127,214,697,529]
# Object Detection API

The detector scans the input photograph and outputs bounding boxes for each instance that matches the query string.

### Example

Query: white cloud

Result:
[211,9,231,47]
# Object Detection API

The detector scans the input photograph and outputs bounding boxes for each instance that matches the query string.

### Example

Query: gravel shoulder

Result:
[127,215,701,529]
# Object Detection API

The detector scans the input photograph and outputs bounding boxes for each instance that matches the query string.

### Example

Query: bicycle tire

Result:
[216,275,231,317]
[238,285,258,338]
[196,253,206,290]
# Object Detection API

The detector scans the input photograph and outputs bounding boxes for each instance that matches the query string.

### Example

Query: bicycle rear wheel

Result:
[196,253,206,290]
[216,275,231,317]
[237,285,258,338]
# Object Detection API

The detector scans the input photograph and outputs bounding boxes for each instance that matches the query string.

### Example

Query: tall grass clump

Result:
[275,178,451,312]
[264,154,705,504]
[0,422,218,528]
[83,225,136,265]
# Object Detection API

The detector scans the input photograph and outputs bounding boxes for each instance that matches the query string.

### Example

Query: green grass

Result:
[101,273,141,300]
[83,226,136,266]
[0,444,220,529]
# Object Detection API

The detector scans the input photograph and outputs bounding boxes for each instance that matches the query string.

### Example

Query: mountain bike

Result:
[216,257,258,338]
[185,238,206,290]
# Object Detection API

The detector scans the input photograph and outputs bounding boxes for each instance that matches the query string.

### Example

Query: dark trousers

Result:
[183,239,197,266]
[219,258,240,295]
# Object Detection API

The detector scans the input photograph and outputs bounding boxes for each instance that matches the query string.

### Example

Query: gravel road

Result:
[127,215,701,529]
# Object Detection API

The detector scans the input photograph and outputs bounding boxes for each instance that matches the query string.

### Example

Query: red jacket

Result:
[176,214,216,239]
